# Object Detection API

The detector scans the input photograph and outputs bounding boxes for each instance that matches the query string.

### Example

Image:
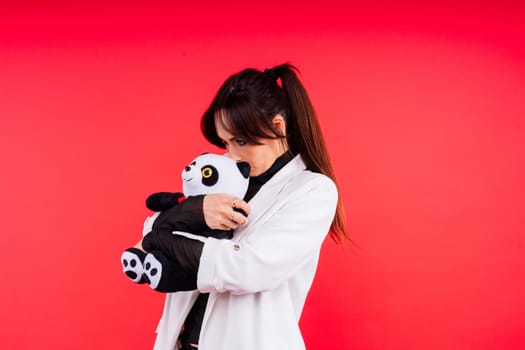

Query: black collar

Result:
[244,151,295,201]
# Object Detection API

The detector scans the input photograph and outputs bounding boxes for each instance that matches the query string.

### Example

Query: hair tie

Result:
[264,68,279,81]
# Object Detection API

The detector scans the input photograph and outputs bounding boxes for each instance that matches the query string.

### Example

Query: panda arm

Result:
[146,192,185,212]
[154,195,208,232]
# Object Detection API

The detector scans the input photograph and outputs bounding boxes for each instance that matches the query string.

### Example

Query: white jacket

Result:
[152,155,338,350]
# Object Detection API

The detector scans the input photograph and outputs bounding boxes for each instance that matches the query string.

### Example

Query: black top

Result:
[243,150,294,202]
[142,151,295,349]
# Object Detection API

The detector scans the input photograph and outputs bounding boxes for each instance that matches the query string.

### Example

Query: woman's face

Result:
[214,114,288,177]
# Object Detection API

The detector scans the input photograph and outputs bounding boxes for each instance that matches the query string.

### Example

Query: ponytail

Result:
[273,64,348,243]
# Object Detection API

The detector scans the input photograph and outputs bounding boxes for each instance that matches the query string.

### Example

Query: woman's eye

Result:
[235,139,246,146]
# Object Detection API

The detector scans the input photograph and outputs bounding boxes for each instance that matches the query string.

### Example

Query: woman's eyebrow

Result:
[219,135,239,142]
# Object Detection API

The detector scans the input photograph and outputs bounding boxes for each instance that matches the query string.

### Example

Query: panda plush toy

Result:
[121,153,250,292]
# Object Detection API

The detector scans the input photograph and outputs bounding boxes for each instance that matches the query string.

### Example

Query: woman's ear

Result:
[272,114,287,136]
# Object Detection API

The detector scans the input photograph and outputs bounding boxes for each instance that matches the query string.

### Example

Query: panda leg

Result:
[143,251,196,293]
[121,248,148,284]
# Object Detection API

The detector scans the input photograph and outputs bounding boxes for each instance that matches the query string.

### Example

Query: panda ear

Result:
[237,161,251,178]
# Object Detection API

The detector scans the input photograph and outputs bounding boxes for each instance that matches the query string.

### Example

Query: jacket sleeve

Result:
[197,174,338,295]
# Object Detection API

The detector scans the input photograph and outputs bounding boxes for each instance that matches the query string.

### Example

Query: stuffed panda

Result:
[121,153,250,292]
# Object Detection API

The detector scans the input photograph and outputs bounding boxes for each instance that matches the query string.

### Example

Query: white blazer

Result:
[152,155,338,350]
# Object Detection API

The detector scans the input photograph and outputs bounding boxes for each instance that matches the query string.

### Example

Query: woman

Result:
[141,63,348,350]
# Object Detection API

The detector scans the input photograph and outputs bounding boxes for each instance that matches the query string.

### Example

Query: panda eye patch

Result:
[201,164,219,186]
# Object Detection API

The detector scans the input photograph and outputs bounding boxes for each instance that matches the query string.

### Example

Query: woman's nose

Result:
[228,152,241,161]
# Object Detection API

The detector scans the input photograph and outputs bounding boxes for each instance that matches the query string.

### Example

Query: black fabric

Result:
[179,293,209,347]
[141,194,236,282]
[145,249,200,292]
[243,151,294,202]
[142,195,234,261]
[146,192,185,212]
[153,195,209,234]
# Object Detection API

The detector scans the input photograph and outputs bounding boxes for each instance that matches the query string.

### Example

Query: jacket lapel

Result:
[200,155,306,340]
[232,155,306,241]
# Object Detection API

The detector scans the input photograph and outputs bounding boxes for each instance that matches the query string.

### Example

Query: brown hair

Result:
[201,63,348,243]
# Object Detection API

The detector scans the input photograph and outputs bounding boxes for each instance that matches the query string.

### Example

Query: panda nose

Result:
[185,166,191,172]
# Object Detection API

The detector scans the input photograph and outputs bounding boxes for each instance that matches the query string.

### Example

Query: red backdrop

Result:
[1,1,524,349]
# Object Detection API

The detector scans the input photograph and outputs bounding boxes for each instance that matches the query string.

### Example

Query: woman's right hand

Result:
[203,193,250,230]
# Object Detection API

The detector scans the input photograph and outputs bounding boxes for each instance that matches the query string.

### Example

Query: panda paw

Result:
[121,248,147,284]
[144,251,188,293]
[143,252,164,291]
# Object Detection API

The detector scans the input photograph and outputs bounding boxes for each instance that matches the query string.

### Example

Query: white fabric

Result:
[142,212,161,237]
[152,155,338,350]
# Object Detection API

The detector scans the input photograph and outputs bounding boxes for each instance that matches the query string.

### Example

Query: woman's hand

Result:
[203,194,250,230]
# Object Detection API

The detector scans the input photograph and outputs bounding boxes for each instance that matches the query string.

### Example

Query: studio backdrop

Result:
[1,2,524,349]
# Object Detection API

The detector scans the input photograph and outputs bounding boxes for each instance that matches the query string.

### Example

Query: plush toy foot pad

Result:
[121,248,147,283]
[143,252,165,291]
[143,251,197,292]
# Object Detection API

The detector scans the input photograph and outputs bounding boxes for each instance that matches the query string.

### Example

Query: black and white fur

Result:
[121,153,250,292]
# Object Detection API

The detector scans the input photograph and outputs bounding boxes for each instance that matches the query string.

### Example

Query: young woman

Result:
[140,63,348,350]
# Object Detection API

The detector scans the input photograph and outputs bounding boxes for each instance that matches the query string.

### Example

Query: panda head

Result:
[181,153,251,199]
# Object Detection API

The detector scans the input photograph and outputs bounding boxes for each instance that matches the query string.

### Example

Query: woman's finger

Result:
[229,210,248,226]
[231,197,250,215]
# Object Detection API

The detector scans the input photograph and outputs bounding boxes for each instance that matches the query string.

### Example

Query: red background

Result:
[1,1,524,349]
